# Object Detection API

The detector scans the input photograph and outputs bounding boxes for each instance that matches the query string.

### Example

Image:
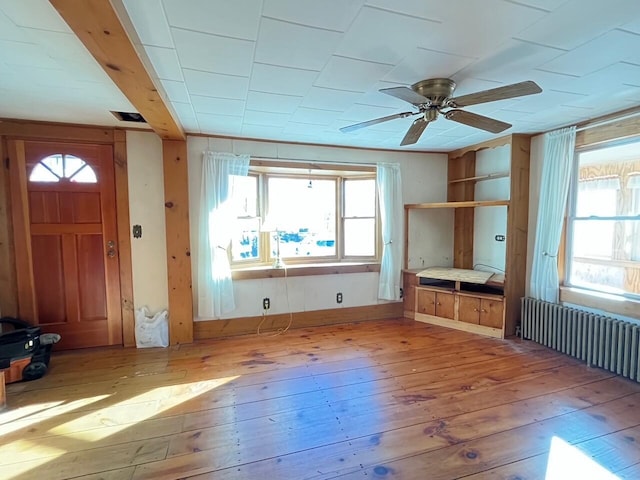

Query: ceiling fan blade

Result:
[340,111,419,133]
[448,80,542,107]
[445,109,511,134]
[380,86,430,106]
[400,118,430,146]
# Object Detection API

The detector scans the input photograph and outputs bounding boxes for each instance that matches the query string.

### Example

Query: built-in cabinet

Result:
[403,134,531,339]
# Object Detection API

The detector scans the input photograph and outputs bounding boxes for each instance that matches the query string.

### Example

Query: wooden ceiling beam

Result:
[49,0,184,140]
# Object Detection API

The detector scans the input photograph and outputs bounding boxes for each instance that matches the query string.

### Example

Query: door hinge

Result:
[4,157,8,169]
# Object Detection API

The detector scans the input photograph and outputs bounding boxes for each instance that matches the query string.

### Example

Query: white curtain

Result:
[197,152,250,318]
[377,163,403,301]
[530,126,577,303]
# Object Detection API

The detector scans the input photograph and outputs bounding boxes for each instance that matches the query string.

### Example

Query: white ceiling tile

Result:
[171,101,198,122]
[384,47,475,85]
[246,91,303,114]
[172,28,254,76]
[255,18,343,71]
[22,29,92,63]
[191,95,246,116]
[0,9,30,42]
[508,89,587,112]
[301,87,363,110]
[516,0,640,50]
[162,0,262,40]
[539,30,640,77]
[455,39,565,84]
[283,122,328,135]
[314,56,394,92]
[197,112,243,135]
[0,40,60,69]
[263,0,364,31]
[145,46,183,81]
[363,0,438,20]
[0,0,71,32]
[336,6,440,65]
[244,110,290,128]
[622,17,640,34]
[500,0,569,10]
[161,80,190,103]
[250,63,318,96]
[417,1,546,58]
[290,107,343,125]
[183,69,249,99]
[342,104,400,123]
[123,0,174,48]
[241,124,283,138]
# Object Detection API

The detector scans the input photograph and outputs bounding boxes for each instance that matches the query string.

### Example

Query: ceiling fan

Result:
[340,78,542,146]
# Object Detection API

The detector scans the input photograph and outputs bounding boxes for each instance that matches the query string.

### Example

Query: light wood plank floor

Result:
[3,318,640,479]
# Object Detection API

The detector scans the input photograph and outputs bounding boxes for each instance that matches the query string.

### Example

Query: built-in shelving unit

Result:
[403,134,531,338]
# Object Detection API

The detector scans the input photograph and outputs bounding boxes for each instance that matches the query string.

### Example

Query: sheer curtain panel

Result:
[377,163,403,301]
[197,152,250,318]
[530,126,576,303]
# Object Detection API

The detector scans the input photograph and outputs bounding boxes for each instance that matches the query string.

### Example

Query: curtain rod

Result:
[249,155,377,168]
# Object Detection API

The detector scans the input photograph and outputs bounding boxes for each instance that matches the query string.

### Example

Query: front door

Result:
[11,140,122,349]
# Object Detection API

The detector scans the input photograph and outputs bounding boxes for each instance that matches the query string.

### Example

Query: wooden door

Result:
[10,140,122,349]
[416,289,436,315]
[458,296,480,324]
[435,292,455,320]
[479,298,504,329]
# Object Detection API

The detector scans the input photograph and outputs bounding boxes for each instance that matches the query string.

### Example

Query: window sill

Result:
[231,262,380,280]
[559,286,640,321]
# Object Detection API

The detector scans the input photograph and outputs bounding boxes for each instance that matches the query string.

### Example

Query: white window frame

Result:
[230,161,379,268]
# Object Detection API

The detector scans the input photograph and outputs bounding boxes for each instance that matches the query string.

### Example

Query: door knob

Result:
[107,249,116,258]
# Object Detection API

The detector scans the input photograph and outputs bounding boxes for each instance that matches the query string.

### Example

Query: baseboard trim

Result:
[414,312,504,339]
[194,302,403,340]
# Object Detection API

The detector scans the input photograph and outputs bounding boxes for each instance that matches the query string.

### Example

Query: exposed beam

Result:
[49,0,184,141]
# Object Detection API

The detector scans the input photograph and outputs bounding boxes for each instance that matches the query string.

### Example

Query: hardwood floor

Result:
[3,318,640,479]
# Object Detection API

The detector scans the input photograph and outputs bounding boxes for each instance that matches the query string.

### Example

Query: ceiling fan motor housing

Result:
[411,78,456,106]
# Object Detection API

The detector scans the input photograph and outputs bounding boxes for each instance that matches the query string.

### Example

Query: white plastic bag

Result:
[135,306,169,348]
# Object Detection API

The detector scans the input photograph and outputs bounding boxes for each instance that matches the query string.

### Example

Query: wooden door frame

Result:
[0,121,135,346]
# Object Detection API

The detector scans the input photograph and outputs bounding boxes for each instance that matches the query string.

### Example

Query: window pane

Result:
[230,175,257,217]
[231,217,260,262]
[42,154,64,177]
[70,165,97,183]
[267,177,335,258]
[29,164,60,182]
[570,261,625,295]
[572,219,616,259]
[344,218,375,256]
[64,155,85,178]
[575,181,617,217]
[344,179,375,217]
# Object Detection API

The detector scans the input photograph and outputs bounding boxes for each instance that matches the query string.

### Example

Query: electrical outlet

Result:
[336,292,343,304]
[400,288,404,299]
[263,297,270,310]
[495,234,506,242]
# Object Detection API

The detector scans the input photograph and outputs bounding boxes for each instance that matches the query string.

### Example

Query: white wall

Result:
[187,135,448,320]
[126,131,169,314]
[473,144,510,273]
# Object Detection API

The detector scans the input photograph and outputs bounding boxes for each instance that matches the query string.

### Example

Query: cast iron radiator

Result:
[521,297,640,382]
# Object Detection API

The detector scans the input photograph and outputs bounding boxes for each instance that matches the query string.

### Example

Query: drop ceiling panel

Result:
[145,46,183,81]
[191,95,246,116]
[255,18,343,71]
[516,0,640,50]
[263,0,364,31]
[249,63,319,96]
[336,6,441,65]
[0,0,70,32]
[197,112,243,135]
[162,0,262,40]
[290,107,343,126]
[162,80,190,103]
[384,48,475,85]
[315,56,394,92]
[122,0,174,48]
[246,91,303,114]
[182,69,249,99]
[172,28,254,76]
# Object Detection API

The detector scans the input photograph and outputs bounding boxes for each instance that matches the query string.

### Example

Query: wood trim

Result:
[504,134,531,336]
[560,286,640,321]
[250,159,375,172]
[194,302,403,339]
[414,312,504,339]
[0,119,115,143]
[7,140,37,323]
[448,172,509,184]
[232,263,380,280]
[163,140,193,345]
[0,137,18,317]
[49,0,184,141]
[404,200,510,209]
[575,115,640,148]
[114,130,135,347]
[448,151,476,269]
[448,135,512,160]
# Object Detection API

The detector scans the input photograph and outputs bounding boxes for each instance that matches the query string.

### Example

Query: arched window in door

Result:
[29,154,97,183]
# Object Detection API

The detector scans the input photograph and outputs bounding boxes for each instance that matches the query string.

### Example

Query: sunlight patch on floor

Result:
[0,439,67,474]
[51,376,239,441]
[546,436,619,480]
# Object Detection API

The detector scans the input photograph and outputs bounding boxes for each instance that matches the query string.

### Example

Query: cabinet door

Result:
[480,298,504,329]
[403,273,416,315]
[458,296,480,324]
[416,289,436,315]
[435,292,455,319]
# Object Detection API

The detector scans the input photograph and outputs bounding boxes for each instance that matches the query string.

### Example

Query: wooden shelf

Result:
[448,172,509,184]
[404,200,509,209]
